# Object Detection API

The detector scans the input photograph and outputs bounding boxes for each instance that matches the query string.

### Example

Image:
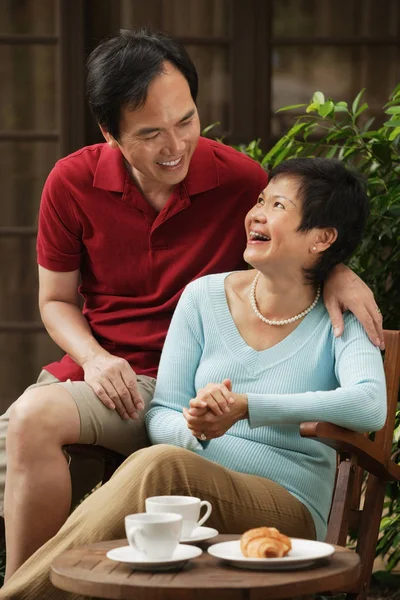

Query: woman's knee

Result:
[120,444,191,467]
[114,445,198,495]
[144,445,200,496]
[142,444,190,462]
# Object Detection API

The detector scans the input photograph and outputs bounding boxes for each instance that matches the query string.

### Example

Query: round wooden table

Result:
[50,534,360,600]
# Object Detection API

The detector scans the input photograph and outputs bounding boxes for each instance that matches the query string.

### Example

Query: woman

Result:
[0,158,386,599]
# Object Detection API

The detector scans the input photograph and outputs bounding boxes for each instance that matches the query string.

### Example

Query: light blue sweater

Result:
[145,272,387,540]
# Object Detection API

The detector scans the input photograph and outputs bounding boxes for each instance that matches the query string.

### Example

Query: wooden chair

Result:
[64,443,125,486]
[62,443,126,511]
[300,329,400,600]
[65,329,400,600]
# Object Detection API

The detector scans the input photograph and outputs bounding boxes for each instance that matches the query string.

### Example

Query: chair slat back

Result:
[333,329,400,600]
[374,330,400,455]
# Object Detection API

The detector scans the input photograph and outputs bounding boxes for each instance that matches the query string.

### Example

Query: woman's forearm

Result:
[247,381,386,433]
[146,407,204,451]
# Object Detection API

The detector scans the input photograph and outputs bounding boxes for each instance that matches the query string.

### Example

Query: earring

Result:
[311,246,317,253]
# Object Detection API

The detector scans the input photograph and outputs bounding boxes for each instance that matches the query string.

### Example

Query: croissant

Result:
[240,527,292,558]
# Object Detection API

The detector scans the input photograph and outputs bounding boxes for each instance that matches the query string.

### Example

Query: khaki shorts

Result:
[0,370,156,516]
[30,370,156,509]
[26,370,157,457]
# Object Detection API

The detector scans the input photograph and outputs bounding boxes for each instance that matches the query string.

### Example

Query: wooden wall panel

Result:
[0,0,61,412]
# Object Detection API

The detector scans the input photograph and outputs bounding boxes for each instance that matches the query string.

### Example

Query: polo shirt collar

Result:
[183,137,219,196]
[94,144,127,192]
[93,136,219,196]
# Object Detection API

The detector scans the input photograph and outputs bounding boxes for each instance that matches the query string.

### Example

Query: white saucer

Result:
[181,526,219,543]
[207,538,335,570]
[107,544,202,571]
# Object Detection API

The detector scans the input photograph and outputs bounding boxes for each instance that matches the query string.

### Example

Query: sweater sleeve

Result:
[247,315,387,433]
[145,284,205,451]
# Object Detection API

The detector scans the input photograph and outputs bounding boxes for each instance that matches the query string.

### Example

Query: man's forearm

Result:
[40,301,109,367]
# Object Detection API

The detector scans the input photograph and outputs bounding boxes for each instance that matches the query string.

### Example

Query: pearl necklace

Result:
[250,272,321,326]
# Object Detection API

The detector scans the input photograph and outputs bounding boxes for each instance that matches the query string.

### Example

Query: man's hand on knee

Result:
[82,353,144,420]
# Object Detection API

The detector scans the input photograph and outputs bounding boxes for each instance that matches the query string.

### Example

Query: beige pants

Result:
[0,371,156,517]
[0,444,315,600]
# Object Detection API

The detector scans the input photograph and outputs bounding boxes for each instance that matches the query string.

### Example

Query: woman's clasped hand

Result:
[183,380,247,440]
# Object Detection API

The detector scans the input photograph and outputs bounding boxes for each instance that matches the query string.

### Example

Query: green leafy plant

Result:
[235,87,400,329]
[233,87,400,570]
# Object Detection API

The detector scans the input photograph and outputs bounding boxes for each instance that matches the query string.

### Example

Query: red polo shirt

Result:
[37,137,268,380]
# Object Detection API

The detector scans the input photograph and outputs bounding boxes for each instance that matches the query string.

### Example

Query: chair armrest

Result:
[299,422,400,482]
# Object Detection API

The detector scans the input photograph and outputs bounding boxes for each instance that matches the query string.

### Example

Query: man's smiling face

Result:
[102,61,201,194]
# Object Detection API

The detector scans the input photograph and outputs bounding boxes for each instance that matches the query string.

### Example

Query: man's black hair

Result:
[86,28,198,140]
[268,158,370,283]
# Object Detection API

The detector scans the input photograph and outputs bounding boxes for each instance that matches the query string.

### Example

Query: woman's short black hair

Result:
[86,28,198,140]
[268,158,370,284]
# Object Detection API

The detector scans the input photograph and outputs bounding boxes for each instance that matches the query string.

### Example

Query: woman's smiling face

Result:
[244,176,318,276]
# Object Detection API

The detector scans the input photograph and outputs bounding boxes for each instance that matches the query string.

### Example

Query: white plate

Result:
[207,538,335,570]
[181,526,219,543]
[107,544,202,571]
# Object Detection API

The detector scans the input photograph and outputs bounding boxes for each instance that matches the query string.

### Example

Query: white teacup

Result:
[145,496,212,539]
[124,512,182,560]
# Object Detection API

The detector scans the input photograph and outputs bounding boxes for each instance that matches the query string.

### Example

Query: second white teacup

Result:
[124,512,182,560]
[145,495,212,539]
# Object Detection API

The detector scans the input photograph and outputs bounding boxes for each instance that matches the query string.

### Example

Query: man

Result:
[0,28,383,579]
